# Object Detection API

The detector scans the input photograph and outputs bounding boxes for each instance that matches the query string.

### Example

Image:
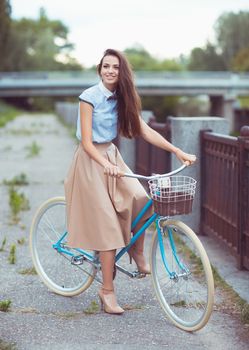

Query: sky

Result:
[10,0,249,68]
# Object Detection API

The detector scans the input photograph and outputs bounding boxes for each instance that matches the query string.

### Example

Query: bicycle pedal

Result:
[71,255,84,265]
[132,270,146,279]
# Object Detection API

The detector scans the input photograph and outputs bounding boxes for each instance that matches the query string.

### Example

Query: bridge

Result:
[0,71,249,97]
[1,71,249,130]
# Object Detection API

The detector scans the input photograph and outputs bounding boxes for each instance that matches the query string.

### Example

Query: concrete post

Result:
[169,116,229,234]
[223,95,237,133]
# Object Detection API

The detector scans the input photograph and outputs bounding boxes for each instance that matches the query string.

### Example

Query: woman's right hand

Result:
[103,161,122,177]
[175,148,197,166]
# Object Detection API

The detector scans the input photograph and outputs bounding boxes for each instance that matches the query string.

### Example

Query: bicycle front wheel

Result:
[150,219,214,332]
[30,197,96,296]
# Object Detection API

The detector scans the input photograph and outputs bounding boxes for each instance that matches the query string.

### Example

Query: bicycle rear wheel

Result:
[150,219,214,332]
[30,197,96,296]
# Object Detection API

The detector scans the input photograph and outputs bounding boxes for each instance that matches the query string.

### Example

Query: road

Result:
[0,113,248,350]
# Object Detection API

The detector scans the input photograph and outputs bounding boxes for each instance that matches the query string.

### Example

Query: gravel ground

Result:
[0,113,248,350]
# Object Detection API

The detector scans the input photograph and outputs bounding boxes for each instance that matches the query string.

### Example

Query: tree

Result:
[3,7,83,71]
[188,42,226,71]
[124,45,183,71]
[215,11,249,69]
[232,48,249,72]
[0,0,11,70]
[124,45,183,121]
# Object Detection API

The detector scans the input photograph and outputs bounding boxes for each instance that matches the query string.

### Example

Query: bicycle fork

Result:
[156,218,190,281]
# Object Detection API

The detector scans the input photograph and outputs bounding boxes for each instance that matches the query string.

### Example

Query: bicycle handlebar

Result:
[122,164,188,180]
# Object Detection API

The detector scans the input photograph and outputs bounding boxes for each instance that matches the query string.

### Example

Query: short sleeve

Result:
[79,89,95,108]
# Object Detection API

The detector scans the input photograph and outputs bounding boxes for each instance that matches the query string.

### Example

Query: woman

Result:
[64,49,196,315]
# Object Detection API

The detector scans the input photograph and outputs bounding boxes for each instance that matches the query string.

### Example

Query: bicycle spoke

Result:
[30,198,96,296]
[151,220,214,331]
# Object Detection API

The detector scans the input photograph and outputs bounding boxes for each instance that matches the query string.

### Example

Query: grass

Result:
[17,237,25,245]
[123,304,144,311]
[0,300,11,312]
[83,300,100,314]
[8,244,16,264]
[3,173,29,186]
[7,129,34,136]
[0,237,7,252]
[241,304,249,324]
[211,265,249,324]
[25,141,42,157]
[0,101,20,128]
[0,339,16,350]
[8,186,30,222]
[18,267,37,275]
[171,300,187,307]
[55,311,80,319]
[165,227,249,324]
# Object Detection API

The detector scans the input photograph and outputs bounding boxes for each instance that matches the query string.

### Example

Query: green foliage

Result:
[0,299,11,312]
[25,141,41,157]
[0,0,11,70]
[215,11,249,69]
[124,45,183,119]
[188,11,249,72]
[124,45,183,71]
[0,339,16,350]
[2,7,83,72]
[239,97,249,108]
[18,267,37,275]
[8,186,30,221]
[142,95,179,122]
[0,100,19,128]
[17,237,25,245]
[8,244,16,264]
[3,173,29,186]
[83,300,99,314]
[241,303,249,324]
[232,48,249,72]
[188,43,226,71]
[177,96,209,117]
[0,237,7,252]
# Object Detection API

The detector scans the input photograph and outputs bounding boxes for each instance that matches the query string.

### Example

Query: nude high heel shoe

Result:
[98,288,124,315]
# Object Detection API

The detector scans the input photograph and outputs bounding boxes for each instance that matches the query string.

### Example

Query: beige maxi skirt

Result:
[64,142,152,251]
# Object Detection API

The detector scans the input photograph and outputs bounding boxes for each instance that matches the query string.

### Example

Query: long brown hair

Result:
[97,49,141,138]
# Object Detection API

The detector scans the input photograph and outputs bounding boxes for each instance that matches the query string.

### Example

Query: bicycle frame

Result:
[52,197,187,280]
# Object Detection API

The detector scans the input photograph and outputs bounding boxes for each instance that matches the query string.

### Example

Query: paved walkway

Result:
[0,113,248,350]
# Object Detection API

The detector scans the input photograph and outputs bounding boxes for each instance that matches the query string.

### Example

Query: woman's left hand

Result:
[175,148,197,166]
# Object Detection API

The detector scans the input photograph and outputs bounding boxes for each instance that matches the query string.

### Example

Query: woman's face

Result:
[100,55,119,90]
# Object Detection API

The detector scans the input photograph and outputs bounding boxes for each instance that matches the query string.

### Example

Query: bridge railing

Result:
[1,70,249,80]
[200,126,249,270]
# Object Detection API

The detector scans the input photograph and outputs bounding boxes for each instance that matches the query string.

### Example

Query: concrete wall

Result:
[169,116,229,234]
[56,102,78,126]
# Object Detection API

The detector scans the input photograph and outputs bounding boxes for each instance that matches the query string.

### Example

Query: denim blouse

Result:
[76,81,118,143]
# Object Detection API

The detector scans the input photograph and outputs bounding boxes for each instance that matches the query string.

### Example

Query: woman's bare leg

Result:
[98,250,124,314]
[99,250,116,290]
[130,220,150,274]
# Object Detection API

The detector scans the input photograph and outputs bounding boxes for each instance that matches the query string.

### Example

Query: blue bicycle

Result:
[30,164,214,332]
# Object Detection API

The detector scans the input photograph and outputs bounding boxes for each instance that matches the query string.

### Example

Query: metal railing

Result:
[201,126,249,270]
[136,117,171,176]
